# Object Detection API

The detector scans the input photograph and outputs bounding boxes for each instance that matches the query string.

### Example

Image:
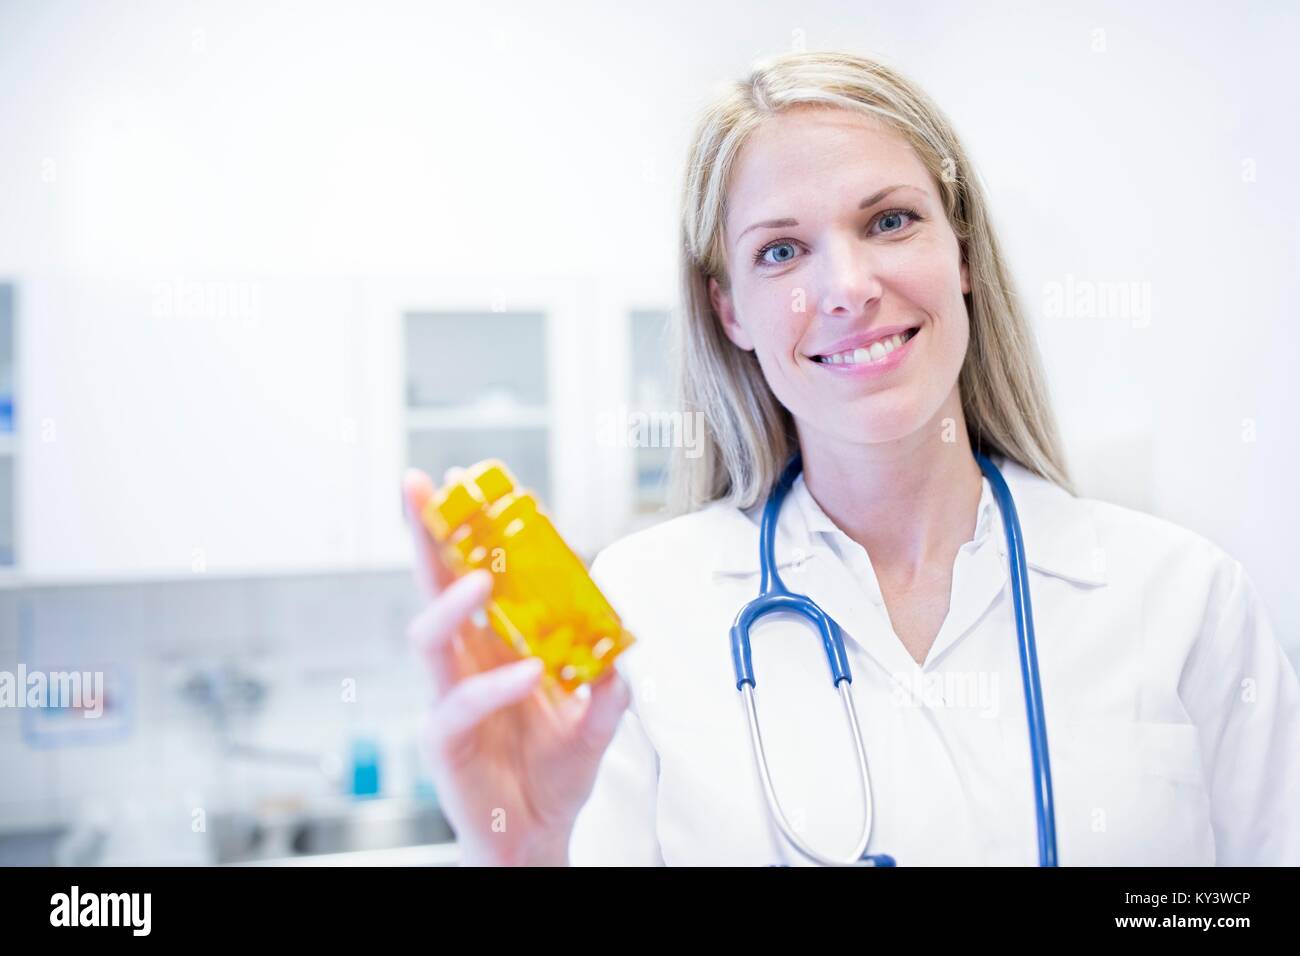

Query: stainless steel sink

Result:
[210,797,456,864]
[0,826,67,866]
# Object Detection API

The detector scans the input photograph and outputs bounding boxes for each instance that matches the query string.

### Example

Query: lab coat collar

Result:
[794,463,998,552]
[710,453,1109,588]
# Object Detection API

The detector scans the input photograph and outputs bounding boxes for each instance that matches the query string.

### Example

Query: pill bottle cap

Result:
[467,459,517,505]
[424,459,519,541]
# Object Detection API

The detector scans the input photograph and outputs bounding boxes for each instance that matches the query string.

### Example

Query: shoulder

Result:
[1086,494,1241,594]
[587,502,752,683]
[1000,457,1241,596]
[589,500,750,588]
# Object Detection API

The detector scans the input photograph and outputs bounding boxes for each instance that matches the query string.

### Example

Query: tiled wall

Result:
[0,568,434,863]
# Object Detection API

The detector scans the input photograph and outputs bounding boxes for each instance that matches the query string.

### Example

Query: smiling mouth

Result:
[812,327,919,365]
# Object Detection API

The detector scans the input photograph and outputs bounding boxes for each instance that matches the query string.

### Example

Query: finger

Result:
[457,610,521,672]
[574,669,631,756]
[408,569,495,693]
[403,468,454,597]
[427,657,545,751]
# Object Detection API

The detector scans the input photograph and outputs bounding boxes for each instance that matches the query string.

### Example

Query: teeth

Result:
[817,331,913,365]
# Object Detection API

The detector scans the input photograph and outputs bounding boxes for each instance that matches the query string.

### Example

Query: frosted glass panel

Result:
[630,310,672,510]
[408,427,551,505]
[403,308,551,505]
[404,311,546,409]
[630,309,671,408]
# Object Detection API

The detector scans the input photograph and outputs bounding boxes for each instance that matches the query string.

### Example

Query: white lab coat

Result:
[568,454,1300,866]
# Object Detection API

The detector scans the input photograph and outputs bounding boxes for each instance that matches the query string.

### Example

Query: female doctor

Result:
[402,50,1300,866]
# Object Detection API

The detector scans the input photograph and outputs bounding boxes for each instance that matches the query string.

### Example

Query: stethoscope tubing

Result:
[977,452,1058,867]
[730,451,1059,867]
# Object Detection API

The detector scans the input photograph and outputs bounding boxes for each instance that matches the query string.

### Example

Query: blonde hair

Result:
[668,49,1073,513]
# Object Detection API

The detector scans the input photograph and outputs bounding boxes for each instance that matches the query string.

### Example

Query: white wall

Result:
[0,1,1295,650]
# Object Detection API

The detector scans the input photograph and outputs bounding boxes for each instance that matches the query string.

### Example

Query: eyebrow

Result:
[734,184,915,245]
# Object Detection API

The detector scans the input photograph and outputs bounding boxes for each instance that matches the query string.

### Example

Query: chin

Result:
[805,409,929,446]
[841,392,934,444]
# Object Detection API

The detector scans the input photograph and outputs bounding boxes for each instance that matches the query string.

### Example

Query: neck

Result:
[797,388,984,583]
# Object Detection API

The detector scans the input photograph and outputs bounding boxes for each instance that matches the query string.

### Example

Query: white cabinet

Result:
[15,275,366,581]
[10,273,675,582]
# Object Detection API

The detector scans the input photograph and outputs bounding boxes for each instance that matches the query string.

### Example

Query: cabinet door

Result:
[403,309,552,504]
[20,275,365,579]
[360,277,593,567]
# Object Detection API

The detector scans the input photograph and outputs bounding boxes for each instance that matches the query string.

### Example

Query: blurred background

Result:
[0,0,1295,864]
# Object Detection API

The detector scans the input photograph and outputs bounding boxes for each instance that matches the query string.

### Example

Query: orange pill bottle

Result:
[422,459,635,692]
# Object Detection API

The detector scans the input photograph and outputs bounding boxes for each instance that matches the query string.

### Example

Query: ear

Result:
[709,276,755,351]
[960,258,970,296]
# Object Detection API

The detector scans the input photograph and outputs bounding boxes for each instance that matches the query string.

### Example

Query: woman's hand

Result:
[402,467,631,866]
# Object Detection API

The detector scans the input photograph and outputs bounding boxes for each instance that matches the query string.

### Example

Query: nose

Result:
[817,233,884,319]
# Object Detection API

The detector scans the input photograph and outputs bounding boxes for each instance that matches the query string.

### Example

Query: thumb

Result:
[575,669,631,755]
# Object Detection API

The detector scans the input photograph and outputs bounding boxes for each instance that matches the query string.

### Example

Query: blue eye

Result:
[874,208,922,234]
[878,211,908,232]
[753,241,798,266]
[750,208,923,268]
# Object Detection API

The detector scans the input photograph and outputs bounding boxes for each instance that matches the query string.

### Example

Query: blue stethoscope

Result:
[729,451,1058,867]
